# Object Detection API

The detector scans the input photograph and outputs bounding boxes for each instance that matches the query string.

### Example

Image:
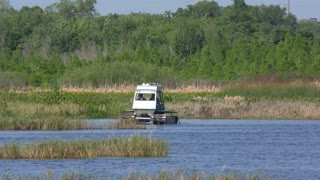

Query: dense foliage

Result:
[0,0,320,88]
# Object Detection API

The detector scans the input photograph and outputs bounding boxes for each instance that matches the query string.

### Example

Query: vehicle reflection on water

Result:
[0,119,320,179]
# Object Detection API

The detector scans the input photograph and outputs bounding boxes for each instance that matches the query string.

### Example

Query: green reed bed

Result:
[0,135,168,159]
[0,116,147,130]
[164,84,320,103]
[0,99,89,130]
[0,116,88,130]
[220,83,320,101]
[109,119,146,129]
[1,169,269,180]
[1,83,320,122]
[0,170,90,180]
[0,91,132,118]
[0,91,134,130]
[126,169,269,180]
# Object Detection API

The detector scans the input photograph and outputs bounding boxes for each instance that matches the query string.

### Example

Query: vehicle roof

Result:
[136,83,162,92]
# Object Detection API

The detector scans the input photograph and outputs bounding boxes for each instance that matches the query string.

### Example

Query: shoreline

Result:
[1,84,319,127]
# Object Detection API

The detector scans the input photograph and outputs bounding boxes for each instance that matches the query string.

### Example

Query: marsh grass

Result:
[1,169,92,180]
[126,169,269,180]
[165,83,320,119]
[0,116,89,130]
[0,91,132,118]
[109,119,146,129]
[221,83,320,101]
[168,99,320,119]
[0,99,90,130]
[62,82,220,93]
[1,169,269,180]
[1,83,320,121]
[8,102,86,117]
[0,135,168,159]
[0,91,132,130]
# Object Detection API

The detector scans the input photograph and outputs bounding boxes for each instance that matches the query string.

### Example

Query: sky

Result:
[9,0,320,20]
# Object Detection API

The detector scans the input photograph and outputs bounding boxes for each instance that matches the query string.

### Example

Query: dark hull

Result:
[135,115,179,125]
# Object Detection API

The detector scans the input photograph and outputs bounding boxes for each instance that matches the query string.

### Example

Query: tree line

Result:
[0,0,320,88]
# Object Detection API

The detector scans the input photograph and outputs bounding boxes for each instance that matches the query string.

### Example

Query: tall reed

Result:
[109,119,146,129]
[126,169,269,180]
[1,169,269,180]
[0,116,88,130]
[167,99,320,119]
[220,83,320,101]
[1,169,90,180]
[0,91,132,118]
[2,83,320,121]
[0,135,168,159]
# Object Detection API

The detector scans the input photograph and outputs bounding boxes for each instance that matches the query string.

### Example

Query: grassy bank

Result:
[0,91,133,130]
[168,99,320,119]
[0,135,168,159]
[0,83,319,127]
[0,91,132,118]
[166,83,320,119]
[1,169,269,180]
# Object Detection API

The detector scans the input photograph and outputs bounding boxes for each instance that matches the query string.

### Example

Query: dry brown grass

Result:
[61,84,220,93]
[220,79,320,91]
[3,79,320,93]
[2,83,220,93]
[167,99,320,119]
[61,84,137,93]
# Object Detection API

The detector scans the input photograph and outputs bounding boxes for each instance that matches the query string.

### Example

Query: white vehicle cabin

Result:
[121,83,178,124]
[132,83,164,117]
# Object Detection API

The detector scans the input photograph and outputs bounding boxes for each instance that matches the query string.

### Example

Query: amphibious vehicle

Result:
[121,83,179,124]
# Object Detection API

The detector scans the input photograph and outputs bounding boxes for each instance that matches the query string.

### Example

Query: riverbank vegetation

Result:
[0,0,319,121]
[166,82,320,119]
[0,116,87,130]
[0,82,319,128]
[1,169,269,180]
[0,91,131,130]
[0,91,131,118]
[125,170,269,180]
[0,135,168,159]
[0,0,320,90]
[109,119,146,129]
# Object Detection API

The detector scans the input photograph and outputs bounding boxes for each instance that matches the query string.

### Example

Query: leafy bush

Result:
[60,61,181,87]
[0,71,27,88]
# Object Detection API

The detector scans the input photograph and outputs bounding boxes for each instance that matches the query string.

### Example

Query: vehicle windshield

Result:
[135,93,155,101]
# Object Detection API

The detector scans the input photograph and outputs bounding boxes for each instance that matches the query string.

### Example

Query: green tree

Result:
[0,0,316,87]
[0,0,13,14]
[173,20,205,65]
[174,0,221,19]
[49,16,79,52]
[234,0,246,8]
[48,0,97,18]
[275,35,297,77]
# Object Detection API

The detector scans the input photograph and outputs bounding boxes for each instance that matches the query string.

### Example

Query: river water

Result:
[0,119,320,179]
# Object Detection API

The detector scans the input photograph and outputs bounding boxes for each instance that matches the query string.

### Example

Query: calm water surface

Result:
[0,119,320,179]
